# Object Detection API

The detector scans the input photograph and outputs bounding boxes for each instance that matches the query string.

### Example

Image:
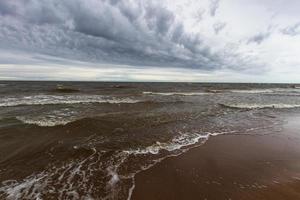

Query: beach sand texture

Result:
[133,115,300,200]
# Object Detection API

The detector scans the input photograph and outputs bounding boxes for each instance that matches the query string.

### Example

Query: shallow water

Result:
[0,81,300,199]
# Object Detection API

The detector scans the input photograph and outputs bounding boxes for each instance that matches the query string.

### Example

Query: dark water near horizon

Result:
[1,81,300,199]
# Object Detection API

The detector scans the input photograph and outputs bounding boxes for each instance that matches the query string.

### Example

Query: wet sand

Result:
[132,115,300,200]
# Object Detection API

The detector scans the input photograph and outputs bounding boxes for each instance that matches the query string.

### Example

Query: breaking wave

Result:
[229,89,274,94]
[16,117,74,127]
[229,88,300,94]
[220,103,300,109]
[0,95,141,107]
[124,131,226,155]
[143,91,210,96]
[16,109,79,127]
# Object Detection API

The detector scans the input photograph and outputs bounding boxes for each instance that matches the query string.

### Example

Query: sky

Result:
[0,0,300,82]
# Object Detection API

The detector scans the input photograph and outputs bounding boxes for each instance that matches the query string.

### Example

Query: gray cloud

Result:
[0,0,263,73]
[213,22,226,34]
[209,0,220,17]
[281,22,300,36]
[247,30,272,45]
[194,9,206,23]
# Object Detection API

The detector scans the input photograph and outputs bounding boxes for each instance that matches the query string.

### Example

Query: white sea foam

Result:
[0,95,141,107]
[16,117,73,127]
[1,174,47,200]
[16,109,78,127]
[230,88,300,94]
[221,103,300,109]
[229,89,274,94]
[0,148,103,200]
[273,88,300,92]
[143,91,209,96]
[124,131,225,155]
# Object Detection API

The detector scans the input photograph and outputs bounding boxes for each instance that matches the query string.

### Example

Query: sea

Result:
[0,81,300,199]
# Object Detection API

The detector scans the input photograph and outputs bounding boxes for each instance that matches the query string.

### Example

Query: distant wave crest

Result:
[143,91,210,96]
[16,117,72,127]
[229,88,300,94]
[220,103,300,109]
[0,95,141,107]
[16,109,78,127]
[229,89,274,94]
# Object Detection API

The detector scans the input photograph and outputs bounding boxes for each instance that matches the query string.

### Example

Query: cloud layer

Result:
[0,0,264,72]
[0,0,300,82]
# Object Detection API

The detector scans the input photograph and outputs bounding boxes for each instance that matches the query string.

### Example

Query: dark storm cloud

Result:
[0,1,18,16]
[281,22,300,36]
[0,0,261,72]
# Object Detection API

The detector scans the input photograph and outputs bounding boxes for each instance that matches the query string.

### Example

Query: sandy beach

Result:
[132,114,300,200]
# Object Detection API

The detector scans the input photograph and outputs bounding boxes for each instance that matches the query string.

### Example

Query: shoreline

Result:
[131,114,300,200]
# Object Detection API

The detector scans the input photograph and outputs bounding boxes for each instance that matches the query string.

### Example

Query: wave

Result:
[16,117,74,127]
[143,91,210,96]
[0,95,141,107]
[143,88,300,96]
[230,88,300,94]
[124,131,226,155]
[220,103,300,109]
[16,108,79,127]
[229,89,274,94]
